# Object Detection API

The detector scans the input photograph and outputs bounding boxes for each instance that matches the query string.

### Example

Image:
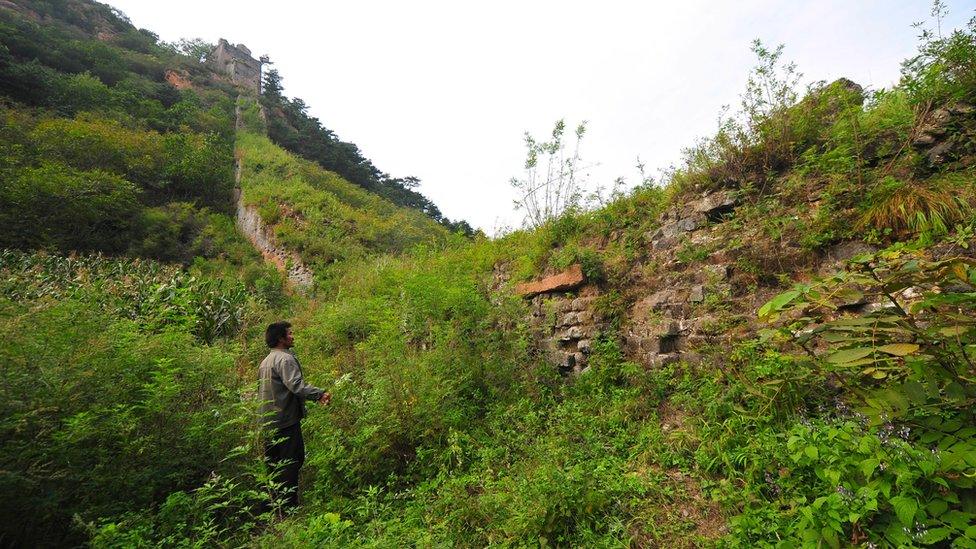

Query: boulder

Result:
[826,241,877,262]
[693,191,737,221]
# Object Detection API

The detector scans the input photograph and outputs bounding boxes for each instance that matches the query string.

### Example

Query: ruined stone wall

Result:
[212,38,263,93]
[232,100,313,289]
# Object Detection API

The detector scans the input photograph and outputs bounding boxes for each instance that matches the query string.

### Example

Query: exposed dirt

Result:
[165,70,193,90]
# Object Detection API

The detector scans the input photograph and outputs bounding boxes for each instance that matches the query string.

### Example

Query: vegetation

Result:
[510,119,589,228]
[1,1,975,547]
[235,107,453,285]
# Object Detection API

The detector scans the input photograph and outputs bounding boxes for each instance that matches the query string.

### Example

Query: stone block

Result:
[702,264,730,281]
[516,264,585,298]
[571,296,594,311]
[578,339,592,354]
[559,326,584,341]
[688,285,705,303]
[558,312,578,327]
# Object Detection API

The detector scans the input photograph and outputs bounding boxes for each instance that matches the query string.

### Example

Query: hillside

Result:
[1,1,976,548]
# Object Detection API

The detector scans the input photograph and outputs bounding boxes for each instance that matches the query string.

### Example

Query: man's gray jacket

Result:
[258,349,325,430]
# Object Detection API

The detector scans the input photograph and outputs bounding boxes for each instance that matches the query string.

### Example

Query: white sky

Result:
[107,0,974,234]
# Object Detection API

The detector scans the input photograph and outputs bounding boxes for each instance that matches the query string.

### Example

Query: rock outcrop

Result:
[913,102,976,166]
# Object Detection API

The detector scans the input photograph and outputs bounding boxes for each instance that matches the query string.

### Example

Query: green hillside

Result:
[235,101,451,285]
[1,1,976,548]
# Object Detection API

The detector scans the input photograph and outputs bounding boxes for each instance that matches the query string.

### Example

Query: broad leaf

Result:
[890,495,917,526]
[827,348,874,364]
[877,343,919,356]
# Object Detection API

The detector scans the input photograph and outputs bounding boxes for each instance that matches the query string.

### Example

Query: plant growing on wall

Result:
[510,119,588,229]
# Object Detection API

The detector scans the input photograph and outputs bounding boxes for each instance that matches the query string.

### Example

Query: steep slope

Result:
[2,1,976,548]
[233,99,451,288]
[0,1,455,546]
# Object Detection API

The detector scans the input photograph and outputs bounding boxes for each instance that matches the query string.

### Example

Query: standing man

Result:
[258,321,330,508]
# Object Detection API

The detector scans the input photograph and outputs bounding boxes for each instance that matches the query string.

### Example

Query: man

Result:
[258,321,330,508]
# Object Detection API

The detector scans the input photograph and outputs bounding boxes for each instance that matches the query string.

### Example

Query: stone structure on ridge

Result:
[211,39,268,93]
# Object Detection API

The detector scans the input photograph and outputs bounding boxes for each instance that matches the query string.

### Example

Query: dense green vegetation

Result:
[1,1,975,547]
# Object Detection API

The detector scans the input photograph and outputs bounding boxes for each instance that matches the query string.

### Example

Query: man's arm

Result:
[279,356,325,402]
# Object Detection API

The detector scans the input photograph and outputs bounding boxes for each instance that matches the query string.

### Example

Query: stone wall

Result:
[212,38,263,93]
[232,100,313,289]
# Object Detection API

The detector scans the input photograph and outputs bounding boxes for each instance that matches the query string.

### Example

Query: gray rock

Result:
[558,312,578,327]
[827,241,877,262]
[648,289,681,311]
[562,326,584,340]
[651,235,680,251]
[693,191,737,217]
[659,222,682,239]
[578,339,592,354]
[571,297,594,311]
[927,141,953,164]
[676,217,700,232]
[689,285,705,303]
[703,264,730,281]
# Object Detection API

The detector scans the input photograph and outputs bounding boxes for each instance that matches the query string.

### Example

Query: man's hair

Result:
[265,321,291,348]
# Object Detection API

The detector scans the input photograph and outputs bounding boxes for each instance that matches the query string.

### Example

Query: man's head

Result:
[265,321,294,349]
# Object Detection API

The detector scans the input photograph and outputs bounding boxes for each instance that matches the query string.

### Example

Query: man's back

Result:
[258,349,323,429]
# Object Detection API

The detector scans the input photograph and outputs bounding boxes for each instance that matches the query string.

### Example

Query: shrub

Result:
[0,299,254,547]
[857,175,973,238]
[0,162,140,252]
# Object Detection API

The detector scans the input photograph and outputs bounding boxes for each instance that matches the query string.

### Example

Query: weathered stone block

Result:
[558,312,578,327]
[516,264,586,298]
[559,326,584,341]
[578,339,592,354]
[571,297,594,311]
[693,191,737,221]
[688,285,705,303]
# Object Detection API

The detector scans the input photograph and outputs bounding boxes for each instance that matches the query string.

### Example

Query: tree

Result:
[168,38,213,62]
[262,68,284,101]
[510,119,588,228]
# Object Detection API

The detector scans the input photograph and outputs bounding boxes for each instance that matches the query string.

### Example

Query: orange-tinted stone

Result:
[516,264,585,298]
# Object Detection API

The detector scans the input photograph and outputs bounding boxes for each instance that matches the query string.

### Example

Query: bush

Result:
[0,298,254,547]
[0,162,140,252]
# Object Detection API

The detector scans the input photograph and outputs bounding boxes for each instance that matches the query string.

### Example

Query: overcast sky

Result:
[108,0,973,234]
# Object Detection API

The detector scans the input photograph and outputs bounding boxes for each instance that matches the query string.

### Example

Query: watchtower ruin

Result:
[211,39,267,93]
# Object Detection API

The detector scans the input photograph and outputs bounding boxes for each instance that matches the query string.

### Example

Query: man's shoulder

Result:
[263,349,298,365]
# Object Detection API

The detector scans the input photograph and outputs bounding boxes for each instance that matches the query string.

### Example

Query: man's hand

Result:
[318,392,332,405]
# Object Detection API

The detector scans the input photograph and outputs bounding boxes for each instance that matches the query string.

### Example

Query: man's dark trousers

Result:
[265,422,304,507]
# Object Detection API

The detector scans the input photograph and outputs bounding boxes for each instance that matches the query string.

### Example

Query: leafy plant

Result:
[756,247,976,547]
[510,119,588,228]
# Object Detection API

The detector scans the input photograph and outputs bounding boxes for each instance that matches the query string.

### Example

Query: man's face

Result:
[281,328,295,349]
